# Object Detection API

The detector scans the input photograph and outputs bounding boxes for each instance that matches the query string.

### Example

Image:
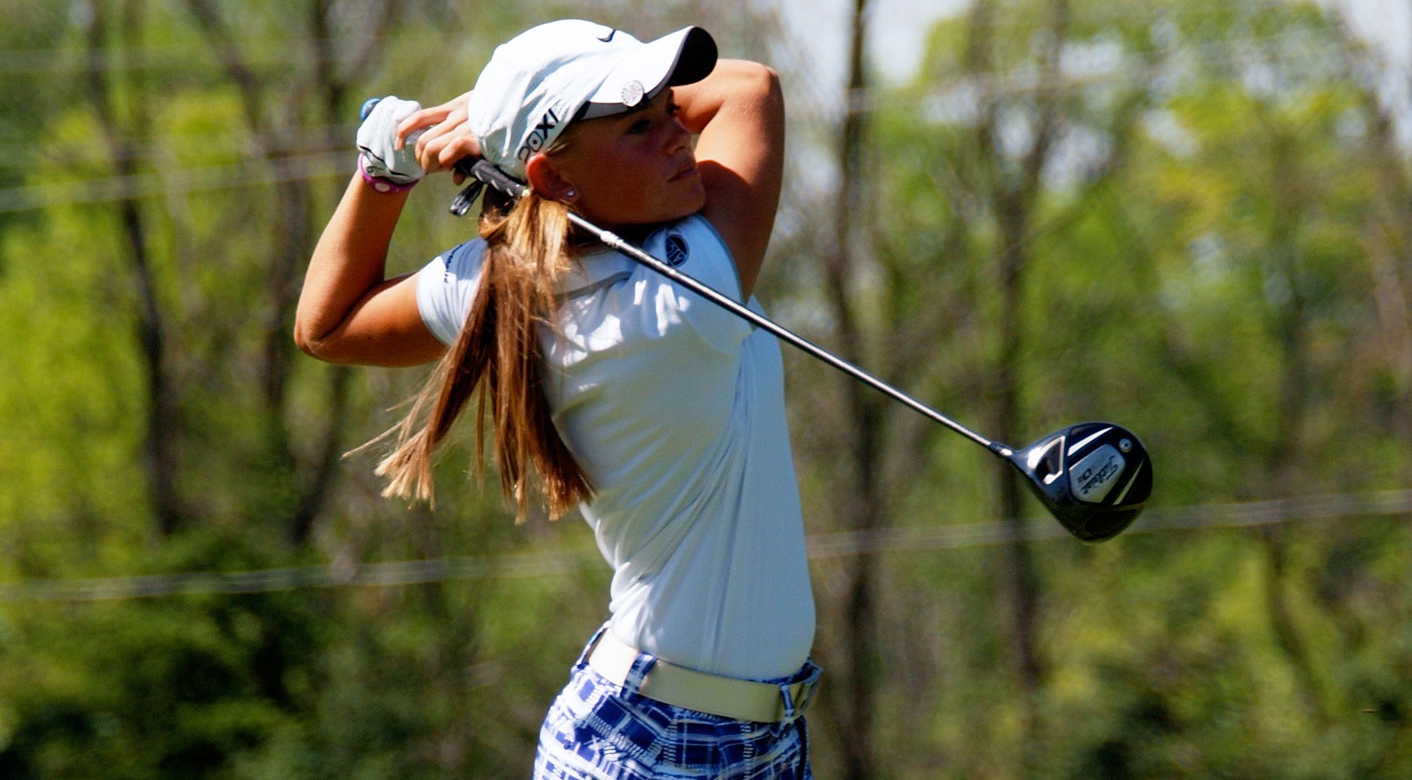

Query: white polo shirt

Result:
[417,214,815,681]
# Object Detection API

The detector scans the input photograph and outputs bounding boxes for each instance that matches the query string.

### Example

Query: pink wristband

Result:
[358,155,418,194]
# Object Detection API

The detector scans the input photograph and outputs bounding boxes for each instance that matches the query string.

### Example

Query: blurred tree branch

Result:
[180,0,406,544]
[83,0,184,538]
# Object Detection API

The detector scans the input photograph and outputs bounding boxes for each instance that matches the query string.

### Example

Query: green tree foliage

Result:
[0,0,1409,778]
[781,0,1412,777]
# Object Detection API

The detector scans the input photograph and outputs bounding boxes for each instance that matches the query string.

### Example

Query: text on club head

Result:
[1070,444,1125,504]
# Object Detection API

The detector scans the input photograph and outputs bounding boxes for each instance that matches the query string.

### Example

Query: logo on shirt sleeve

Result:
[665,233,690,267]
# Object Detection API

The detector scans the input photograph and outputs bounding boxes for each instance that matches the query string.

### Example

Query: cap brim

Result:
[579,27,717,120]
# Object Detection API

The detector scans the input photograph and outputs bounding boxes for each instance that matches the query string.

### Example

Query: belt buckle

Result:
[794,676,820,713]
[780,662,823,721]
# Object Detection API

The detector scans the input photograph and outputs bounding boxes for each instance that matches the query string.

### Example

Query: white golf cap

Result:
[467,20,718,180]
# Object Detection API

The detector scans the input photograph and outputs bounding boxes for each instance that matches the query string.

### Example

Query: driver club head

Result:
[1008,422,1152,542]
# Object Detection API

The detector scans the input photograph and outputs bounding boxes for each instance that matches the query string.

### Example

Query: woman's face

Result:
[546,89,706,229]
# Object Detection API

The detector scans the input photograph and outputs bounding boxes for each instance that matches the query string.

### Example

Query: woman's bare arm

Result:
[672,60,785,299]
[293,176,444,367]
[294,94,484,367]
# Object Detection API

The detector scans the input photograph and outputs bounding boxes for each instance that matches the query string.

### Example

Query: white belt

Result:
[586,630,818,723]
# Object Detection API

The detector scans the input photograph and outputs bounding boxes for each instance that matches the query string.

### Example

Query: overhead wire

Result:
[0,0,1342,78]
[1,489,1407,603]
[847,27,1374,116]
[0,27,1373,213]
[0,33,436,77]
[0,20,1364,87]
[0,13,1367,159]
[0,123,356,166]
[0,149,351,213]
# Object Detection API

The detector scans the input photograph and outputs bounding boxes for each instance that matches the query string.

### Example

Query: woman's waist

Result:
[607,580,816,680]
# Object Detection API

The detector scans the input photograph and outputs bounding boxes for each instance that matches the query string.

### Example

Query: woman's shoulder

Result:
[646,213,733,257]
[435,237,489,278]
[416,238,488,346]
[639,213,743,300]
[561,213,743,303]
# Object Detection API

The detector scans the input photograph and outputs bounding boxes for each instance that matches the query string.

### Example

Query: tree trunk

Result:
[1258,124,1334,726]
[968,0,1072,770]
[822,0,882,777]
[84,0,184,538]
[181,0,400,545]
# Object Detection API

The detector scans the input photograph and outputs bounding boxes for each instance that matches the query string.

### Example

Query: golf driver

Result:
[362,97,1152,541]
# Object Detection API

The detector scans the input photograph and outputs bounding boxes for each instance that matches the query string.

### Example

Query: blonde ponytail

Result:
[371,186,593,521]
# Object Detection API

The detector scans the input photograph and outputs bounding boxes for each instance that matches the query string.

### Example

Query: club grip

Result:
[456,159,528,200]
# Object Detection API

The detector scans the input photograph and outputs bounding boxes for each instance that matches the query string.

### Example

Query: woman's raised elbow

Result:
[727,60,782,106]
[292,320,332,362]
[292,309,353,363]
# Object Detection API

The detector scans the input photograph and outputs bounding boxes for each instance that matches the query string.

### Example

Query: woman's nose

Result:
[665,117,691,152]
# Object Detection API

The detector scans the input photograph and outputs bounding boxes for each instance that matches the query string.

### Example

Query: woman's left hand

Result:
[396,92,482,184]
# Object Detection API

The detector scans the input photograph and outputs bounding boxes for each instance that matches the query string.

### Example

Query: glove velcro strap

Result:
[358,155,419,194]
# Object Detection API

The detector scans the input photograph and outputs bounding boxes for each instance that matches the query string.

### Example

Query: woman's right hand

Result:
[397,92,482,184]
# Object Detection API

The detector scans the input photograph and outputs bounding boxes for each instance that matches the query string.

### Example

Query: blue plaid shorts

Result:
[533,629,821,779]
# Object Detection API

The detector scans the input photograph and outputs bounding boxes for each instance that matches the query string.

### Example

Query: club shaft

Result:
[461,160,1014,459]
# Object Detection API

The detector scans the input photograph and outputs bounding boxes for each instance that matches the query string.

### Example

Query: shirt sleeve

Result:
[641,214,755,352]
[415,239,487,347]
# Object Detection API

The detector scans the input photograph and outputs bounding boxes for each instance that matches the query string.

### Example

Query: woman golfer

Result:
[295,19,818,779]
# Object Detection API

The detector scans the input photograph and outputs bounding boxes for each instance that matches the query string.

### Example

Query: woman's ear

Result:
[525,153,578,203]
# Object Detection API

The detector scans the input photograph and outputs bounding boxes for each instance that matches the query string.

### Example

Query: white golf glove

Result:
[356,96,424,188]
